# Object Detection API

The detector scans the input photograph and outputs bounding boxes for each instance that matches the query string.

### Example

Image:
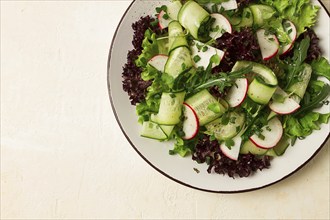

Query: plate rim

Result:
[107,0,330,193]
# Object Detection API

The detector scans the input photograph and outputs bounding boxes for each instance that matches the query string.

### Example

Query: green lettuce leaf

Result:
[290,3,319,35]
[261,0,320,36]
[264,19,291,44]
[284,112,330,138]
[135,29,159,68]
[311,57,330,81]
[141,64,160,81]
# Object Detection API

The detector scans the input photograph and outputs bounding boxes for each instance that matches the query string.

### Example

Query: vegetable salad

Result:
[122,0,330,177]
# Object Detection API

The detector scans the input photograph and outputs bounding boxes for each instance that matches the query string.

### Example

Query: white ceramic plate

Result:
[108,0,330,193]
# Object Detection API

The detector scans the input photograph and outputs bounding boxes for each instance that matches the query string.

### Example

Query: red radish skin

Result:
[225,78,248,107]
[249,117,283,149]
[270,106,300,115]
[182,103,199,140]
[209,13,232,39]
[280,20,297,55]
[256,29,280,61]
[269,87,300,115]
[158,10,172,30]
[220,135,242,161]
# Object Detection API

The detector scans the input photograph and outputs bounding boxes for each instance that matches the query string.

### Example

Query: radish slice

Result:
[280,20,297,55]
[250,117,283,149]
[190,40,225,69]
[205,0,238,12]
[220,135,242,161]
[269,87,300,115]
[158,10,172,30]
[182,103,199,140]
[256,29,279,61]
[209,13,232,39]
[220,0,238,11]
[147,55,168,72]
[225,78,248,107]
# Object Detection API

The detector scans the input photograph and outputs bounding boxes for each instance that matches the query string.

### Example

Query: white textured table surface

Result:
[1,1,329,219]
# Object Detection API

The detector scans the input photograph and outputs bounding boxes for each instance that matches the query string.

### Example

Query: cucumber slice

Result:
[226,15,242,26]
[240,139,268,155]
[273,135,290,156]
[265,149,277,157]
[232,61,277,104]
[287,63,312,99]
[151,92,185,125]
[140,121,167,140]
[205,111,245,141]
[160,125,175,137]
[232,61,277,86]
[248,77,277,104]
[178,0,210,41]
[185,89,225,126]
[167,1,182,20]
[168,21,188,52]
[165,46,192,79]
[236,8,253,28]
[249,4,275,27]
[218,98,229,110]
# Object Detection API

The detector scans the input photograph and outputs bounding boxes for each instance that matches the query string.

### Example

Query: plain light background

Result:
[1,0,329,219]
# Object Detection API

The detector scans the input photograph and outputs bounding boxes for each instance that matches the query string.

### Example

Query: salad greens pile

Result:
[123,0,330,176]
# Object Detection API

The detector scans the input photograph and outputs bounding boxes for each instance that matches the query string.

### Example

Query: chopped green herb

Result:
[193,168,200,173]
[209,134,217,141]
[170,93,176,98]
[202,46,208,52]
[245,11,251,19]
[257,133,265,140]
[221,113,230,125]
[156,5,167,13]
[181,63,187,70]
[163,13,169,20]
[193,55,201,63]
[210,54,220,65]
[230,117,237,124]
[150,19,159,27]
[205,156,211,165]
[211,4,218,13]
[211,25,220,33]
[225,139,235,149]
[208,102,221,113]
[196,43,203,51]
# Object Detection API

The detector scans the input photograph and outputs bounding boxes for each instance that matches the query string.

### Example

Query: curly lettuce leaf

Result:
[169,131,201,157]
[141,64,160,81]
[289,3,319,36]
[284,112,330,138]
[261,0,320,36]
[311,57,330,81]
[135,29,159,68]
